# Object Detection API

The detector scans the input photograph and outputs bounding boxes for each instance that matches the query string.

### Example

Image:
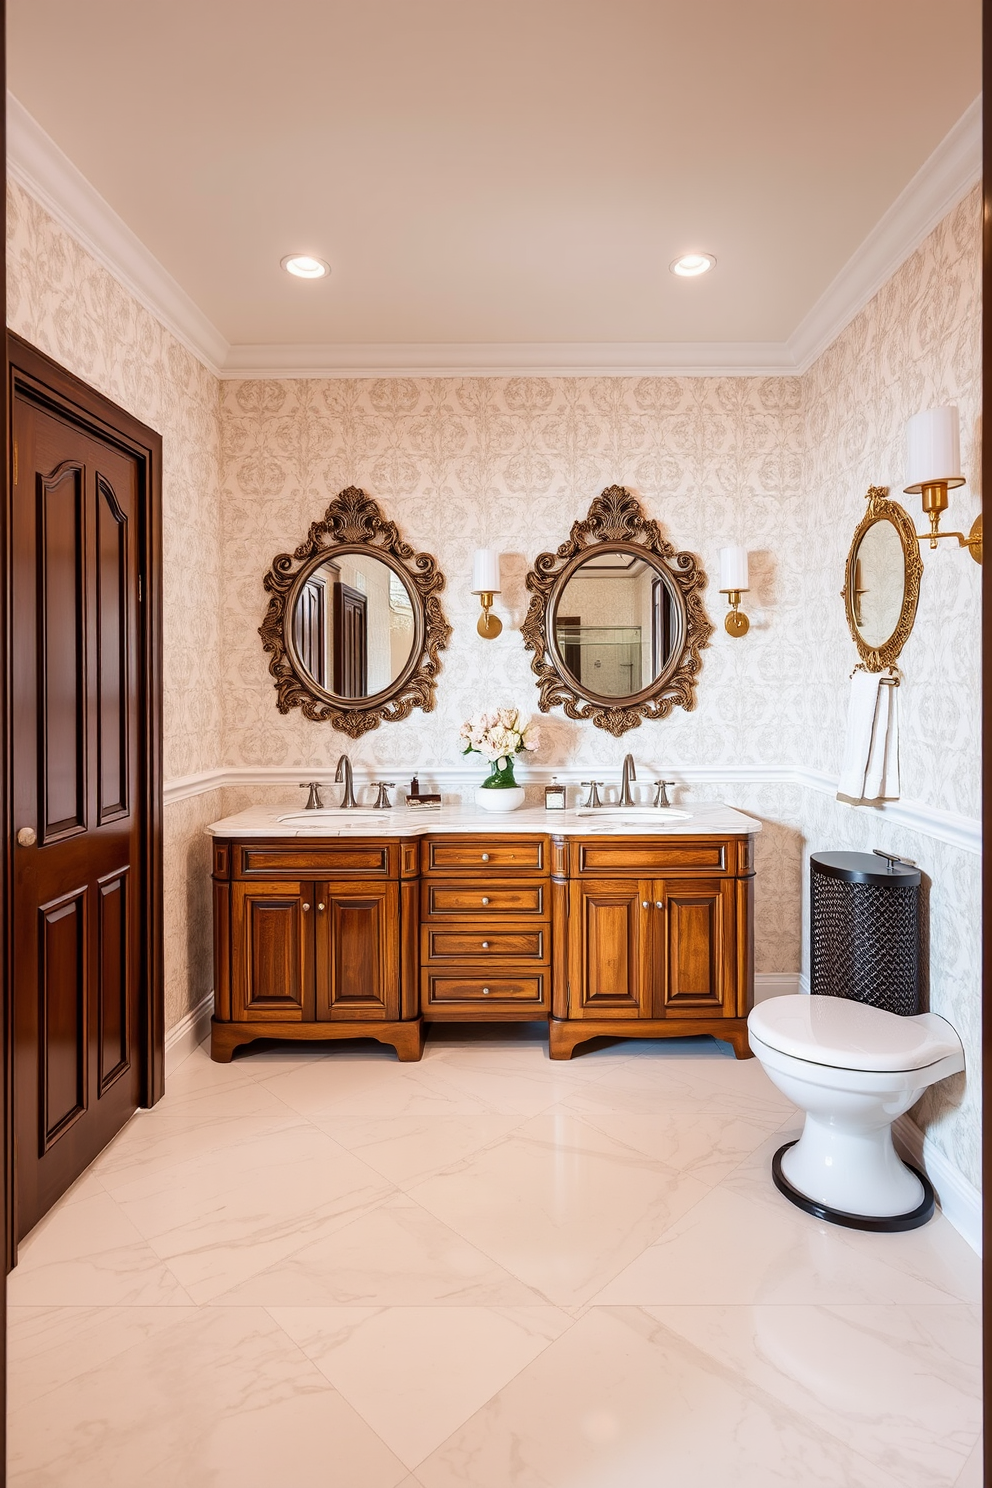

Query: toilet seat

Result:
[747,995,962,1073]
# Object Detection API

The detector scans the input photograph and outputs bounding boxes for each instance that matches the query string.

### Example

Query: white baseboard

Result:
[893,1113,981,1255]
[753,973,802,1003]
[165,993,213,1075]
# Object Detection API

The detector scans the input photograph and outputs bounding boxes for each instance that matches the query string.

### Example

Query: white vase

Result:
[474,785,526,813]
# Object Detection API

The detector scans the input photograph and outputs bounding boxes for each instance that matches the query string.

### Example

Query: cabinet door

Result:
[567,879,652,1018]
[316,881,400,1021]
[231,881,314,1021]
[655,878,734,1016]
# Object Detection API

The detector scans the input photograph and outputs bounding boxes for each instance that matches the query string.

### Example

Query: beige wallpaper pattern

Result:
[6,180,223,1028]
[6,176,981,1189]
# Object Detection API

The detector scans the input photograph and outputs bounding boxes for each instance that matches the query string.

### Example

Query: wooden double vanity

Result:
[208,803,758,1063]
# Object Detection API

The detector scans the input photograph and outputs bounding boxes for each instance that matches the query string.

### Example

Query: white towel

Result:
[837,671,900,804]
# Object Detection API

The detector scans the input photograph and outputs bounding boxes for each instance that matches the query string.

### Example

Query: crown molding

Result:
[788,95,982,373]
[7,93,228,375]
[219,340,793,379]
[8,91,980,381]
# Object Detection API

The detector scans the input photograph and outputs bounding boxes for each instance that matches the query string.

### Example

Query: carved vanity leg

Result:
[382,1020,427,1062]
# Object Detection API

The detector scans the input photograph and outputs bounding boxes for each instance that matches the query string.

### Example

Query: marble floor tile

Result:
[651,1303,982,1488]
[571,1108,781,1187]
[213,1193,549,1306]
[258,1056,498,1118]
[108,1122,395,1301]
[953,1437,984,1486]
[592,1181,980,1308]
[9,1191,193,1307]
[317,1113,528,1187]
[415,1305,906,1488]
[8,1305,409,1488]
[271,1304,572,1470]
[408,1112,711,1305]
[8,1304,196,1411]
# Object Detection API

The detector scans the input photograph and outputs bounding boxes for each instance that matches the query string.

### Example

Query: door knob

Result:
[17,826,37,847]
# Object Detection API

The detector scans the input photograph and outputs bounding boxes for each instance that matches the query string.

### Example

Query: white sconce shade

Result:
[904,407,964,493]
[718,545,749,593]
[471,549,501,594]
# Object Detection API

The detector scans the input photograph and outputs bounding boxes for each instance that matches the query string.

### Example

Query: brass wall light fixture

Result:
[904,407,982,563]
[718,546,750,636]
[471,549,503,638]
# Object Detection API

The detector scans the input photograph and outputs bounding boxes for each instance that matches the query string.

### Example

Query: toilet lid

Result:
[748,995,961,1072]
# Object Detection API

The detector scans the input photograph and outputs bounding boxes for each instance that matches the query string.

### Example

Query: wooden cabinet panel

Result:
[568,880,650,1019]
[231,882,312,1021]
[424,882,546,917]
[570,840,727,877]
[424,926,546,962]
[316,881,400,1021]
[659,879,733,1015]
[424,838,546,874]
[423,971,548,1009]
[237,843,395,878]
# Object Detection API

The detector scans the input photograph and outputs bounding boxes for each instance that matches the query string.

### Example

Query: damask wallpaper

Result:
[6,179,224,1029]
[5,175,981,1190]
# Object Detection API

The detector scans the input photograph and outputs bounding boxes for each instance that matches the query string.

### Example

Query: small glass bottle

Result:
[544,776,566,810]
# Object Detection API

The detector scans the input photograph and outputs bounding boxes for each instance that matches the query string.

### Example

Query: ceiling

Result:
[6,0,982,369]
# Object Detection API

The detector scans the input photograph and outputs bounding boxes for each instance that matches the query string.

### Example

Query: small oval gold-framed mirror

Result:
[521,486,712,735]
[841,485,923,672]
[259,487,451,735]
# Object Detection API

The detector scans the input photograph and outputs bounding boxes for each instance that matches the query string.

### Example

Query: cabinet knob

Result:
[482,896,490,905]
[481,852,490,862]
[642,901,649,909]
[655,900,663,910]
[482,987,490,995]
[302,902,311,912]
[482,941,490,949]
[16,826,36,847]
[318,903,325,912]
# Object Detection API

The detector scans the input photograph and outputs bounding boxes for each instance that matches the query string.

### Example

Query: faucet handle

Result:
[371,782,395,809]
[299,781,323,810]
[653,780,676,808]
[580,780,604,808]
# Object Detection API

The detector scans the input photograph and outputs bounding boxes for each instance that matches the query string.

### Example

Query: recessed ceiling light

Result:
[670,253,716,278]
[281,254,331,279]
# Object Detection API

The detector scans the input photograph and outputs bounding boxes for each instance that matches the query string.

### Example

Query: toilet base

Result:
[771,1141,935,1232]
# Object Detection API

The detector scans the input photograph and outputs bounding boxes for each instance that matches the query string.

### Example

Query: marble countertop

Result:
[206,800,762,838]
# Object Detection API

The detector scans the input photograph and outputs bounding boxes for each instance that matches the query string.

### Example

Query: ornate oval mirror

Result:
[522,486,712,735]
[842,485,923,672]
[259,487,451,735]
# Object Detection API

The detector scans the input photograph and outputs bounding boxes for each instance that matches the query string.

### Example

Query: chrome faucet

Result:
[619,754,637,807]
[335,753,359,809]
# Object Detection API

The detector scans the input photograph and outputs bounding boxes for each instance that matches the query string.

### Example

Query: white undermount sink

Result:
[277,809,383,827]
[574,807,692,820]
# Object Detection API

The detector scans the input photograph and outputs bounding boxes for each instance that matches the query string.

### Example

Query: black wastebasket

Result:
[809,850,921,1016]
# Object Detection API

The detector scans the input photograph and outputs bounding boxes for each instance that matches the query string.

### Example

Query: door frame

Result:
[5,331,164,1266]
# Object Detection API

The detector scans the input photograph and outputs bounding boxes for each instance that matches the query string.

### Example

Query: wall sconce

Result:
[718,546,750,636]
[471,549,503,638]
[904,407,982,563]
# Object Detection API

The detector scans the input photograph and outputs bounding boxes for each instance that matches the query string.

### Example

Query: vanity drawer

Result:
[423,925,547,963]
[422,970,549,1010]
[235,841,397,879]
[423,881,547,918]
[569,839,729,877]
[423,837,547,875]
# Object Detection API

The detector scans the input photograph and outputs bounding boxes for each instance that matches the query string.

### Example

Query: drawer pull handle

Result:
[481,852,490,862]
[302,902,311,912]
[482,941,490,949]
[482,897,490,905]
[482,987,491,995]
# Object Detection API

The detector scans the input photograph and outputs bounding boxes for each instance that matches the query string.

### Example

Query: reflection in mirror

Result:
[553,553,678,697]
[851,520,905,648]
[292,554,416,699]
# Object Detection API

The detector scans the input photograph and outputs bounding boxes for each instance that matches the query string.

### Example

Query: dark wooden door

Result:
[332,581,368,697]
[315,881,399,1020]
[231,881,315,1022]
[292,575,328,688]
[11,386,154,1240]
[567,879,651,1018]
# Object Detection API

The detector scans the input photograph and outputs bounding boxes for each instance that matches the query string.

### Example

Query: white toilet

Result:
[748,994,964,1230]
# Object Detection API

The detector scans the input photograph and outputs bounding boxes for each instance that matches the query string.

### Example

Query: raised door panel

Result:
[316,881,399,1021]
[40,462,87,842]
[568,880,651,1019]
[232,882,312,1021]
[97,869,130,1093]
[658,879,733,1015]
[39,888,88,1149]
[95,477,131,822]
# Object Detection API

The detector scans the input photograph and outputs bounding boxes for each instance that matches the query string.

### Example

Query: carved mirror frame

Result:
[259,486,451,736]
[521,486,713,736]
[841,485,923,673]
